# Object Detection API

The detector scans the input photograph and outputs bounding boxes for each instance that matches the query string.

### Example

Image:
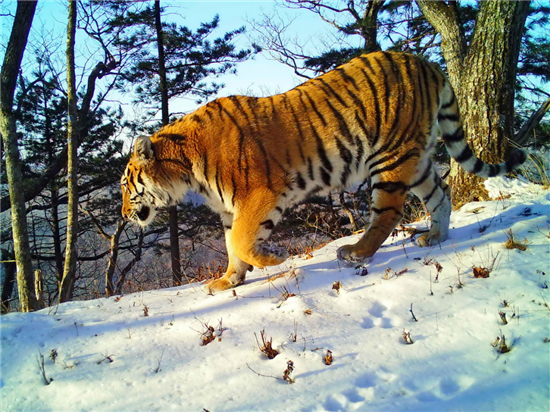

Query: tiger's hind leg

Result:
[337,175,409,265]
[206,213,253,294]
[409,161,452,247]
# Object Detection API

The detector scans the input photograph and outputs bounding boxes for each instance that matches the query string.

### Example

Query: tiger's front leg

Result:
[206,190,288,293]
[207,213,253,294]
[230,189,288,269]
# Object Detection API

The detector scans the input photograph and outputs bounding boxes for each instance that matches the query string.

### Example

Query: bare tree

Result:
[417,0,537,205]
[0,0,40,312]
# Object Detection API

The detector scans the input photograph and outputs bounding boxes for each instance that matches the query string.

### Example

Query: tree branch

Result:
[513,95,550,145]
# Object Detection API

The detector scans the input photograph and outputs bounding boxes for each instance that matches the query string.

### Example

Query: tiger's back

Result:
[121,51,525,293]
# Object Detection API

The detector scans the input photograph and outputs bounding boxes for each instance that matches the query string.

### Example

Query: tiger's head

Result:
[121,135,189,226]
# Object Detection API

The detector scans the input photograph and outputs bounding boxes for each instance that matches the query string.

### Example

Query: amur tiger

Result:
[121,51,526,293]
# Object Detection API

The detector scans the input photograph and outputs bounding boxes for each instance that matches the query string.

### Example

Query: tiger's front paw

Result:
[336,245,372,267]
[205,277,242,294]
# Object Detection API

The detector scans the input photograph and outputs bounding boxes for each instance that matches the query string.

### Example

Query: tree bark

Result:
[59,0,79,302]
[417,0,531,206]
[154,0,182,286]
[104,219,127,297]
[0,0,39,312]
[1,249,17,314]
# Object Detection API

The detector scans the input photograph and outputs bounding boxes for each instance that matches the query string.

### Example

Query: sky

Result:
[1,0,343,116]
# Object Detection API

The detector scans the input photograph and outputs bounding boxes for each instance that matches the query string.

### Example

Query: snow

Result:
[2,181,549,412]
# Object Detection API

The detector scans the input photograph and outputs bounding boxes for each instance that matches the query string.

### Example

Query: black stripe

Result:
[307,158,314,180]
[317,78,348,108]
[354,134,364,172]
[275,206,283,214]
[370,149,420,177]
[302,90,327,126]
[359,67,381,140]
[442,127,465,143]
[455,146,474,163]
[336,67,359,90]
[438,113,460,122]
[410,161,433,188]
[231,174,237,206]
[441,93,455,109]
[283,95,306,142]
[423,184,439,204]
[215,165,224,204]
[472,159,484,174]
[320,167,331,186]
[296,173,307,190]
[335,137,353,164]
[261,220,274,230]
[420,61,432,115]
[310,125,333,172]
[372,181,408,194]
[345,87,367,120]
[325,99,354,146]
[488,164,500,177]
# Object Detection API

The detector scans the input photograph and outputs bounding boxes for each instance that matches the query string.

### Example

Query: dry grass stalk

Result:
[255,329,279,359]
[402,330,414,344]
[504,229,528,251]
[283,360,295,384]
[473,266,490,278]
[324,350,333,365]
[200,319,225,346]
[385,267,408,280]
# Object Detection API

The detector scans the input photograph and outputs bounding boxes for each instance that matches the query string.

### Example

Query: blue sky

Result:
[1,1,343,115]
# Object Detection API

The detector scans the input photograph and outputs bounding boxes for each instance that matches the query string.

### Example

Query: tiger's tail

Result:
[437,83,526,178]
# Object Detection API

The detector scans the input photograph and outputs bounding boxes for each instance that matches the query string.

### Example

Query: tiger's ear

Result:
[134,136,154,161]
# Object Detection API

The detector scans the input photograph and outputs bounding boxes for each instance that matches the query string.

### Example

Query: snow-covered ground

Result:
[2,177,549,412]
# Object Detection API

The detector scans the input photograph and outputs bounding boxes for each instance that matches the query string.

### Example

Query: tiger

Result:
[121,51,526,293]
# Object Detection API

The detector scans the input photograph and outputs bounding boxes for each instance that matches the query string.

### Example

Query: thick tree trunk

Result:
[0,1,39,312]
[154,0,182,286]
[59,0,79,302]
[417,0,531,207]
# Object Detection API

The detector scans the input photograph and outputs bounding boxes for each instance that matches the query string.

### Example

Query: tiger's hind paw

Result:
[336,245,372,267]
[260,244,289,264]
[417,231,447,248]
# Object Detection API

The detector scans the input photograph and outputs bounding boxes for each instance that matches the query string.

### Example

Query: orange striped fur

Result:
[121,51,525,293]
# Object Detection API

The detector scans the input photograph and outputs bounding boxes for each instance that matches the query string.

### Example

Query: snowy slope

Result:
[1,177,549,412]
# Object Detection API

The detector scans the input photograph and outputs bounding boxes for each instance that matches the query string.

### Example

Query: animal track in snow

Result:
[361,301,397,329]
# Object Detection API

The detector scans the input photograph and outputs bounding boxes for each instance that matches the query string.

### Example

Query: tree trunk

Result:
[417,0,531,206]
[361,1,385,53]
[154,0,182,286]
[51,182,64,281]
[1,249,17,314]
[0,0,39,312]
[105,219,127,297]
[59,0,79,302]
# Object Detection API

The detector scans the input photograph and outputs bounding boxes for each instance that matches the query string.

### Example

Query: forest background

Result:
[1,0,549,313]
